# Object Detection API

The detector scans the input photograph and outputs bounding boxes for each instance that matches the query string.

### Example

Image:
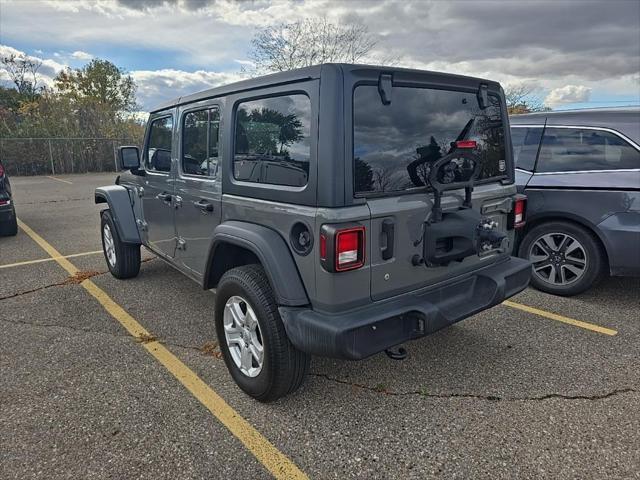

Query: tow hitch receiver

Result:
[385,346,408,360]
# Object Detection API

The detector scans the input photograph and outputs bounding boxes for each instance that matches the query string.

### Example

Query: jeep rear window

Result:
[353,86,507,195]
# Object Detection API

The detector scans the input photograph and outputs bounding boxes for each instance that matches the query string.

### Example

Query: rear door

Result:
[174,104,223,279]
[349,75,515,301]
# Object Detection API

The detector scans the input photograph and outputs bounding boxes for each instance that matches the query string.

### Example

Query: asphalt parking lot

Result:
[1,172,639,479]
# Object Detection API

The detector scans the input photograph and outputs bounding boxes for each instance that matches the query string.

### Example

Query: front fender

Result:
[95,185,141,244]
[206,221,309,307]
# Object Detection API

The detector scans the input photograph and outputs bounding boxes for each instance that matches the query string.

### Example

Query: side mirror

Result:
[118,146,141,171]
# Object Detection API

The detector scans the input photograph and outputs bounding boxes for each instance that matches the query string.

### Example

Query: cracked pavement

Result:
[1,172,639,479]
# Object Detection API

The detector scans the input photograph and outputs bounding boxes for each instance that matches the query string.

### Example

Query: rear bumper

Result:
[597,212,640,277]
[279,256,531,360]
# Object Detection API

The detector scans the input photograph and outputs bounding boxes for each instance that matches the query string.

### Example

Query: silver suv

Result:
[96,64,531,401]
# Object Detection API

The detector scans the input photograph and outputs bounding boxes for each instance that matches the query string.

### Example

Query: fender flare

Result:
[205,221,309,307]
[95,185,141,244]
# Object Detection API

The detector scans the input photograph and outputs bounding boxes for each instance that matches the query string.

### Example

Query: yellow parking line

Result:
[17,219,308,480]
[46,175,73,184]
[503,300,618,336]
[0,250,103,270]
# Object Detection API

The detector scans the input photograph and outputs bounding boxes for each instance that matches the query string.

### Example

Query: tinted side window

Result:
[511,127,543,171]
[234,94,311,187]
[146,116,173,172]
[537,128,640,173]
[182,108,220,177]
[353,86,507,195]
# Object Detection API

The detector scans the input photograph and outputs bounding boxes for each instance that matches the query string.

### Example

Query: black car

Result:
[511,107,640,296]
[0,160,17,236]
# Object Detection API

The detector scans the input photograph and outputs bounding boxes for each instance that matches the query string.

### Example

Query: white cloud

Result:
[71,50,93,60]
[0,43,247,110]
[1,1,638,110]
[131,69,247,110]
[0,44,67,88]
[545,85,592,107]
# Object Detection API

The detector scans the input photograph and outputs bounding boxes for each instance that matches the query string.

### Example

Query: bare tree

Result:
[246,18,387,75]
[504,84,551,114]
[1,53,42,99]
[373,168,392,192]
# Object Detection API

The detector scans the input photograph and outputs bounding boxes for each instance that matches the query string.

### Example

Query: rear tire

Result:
[518,220,604,296]
[215,264,310,402]
[100,210,140,279]
[0,207,17,236]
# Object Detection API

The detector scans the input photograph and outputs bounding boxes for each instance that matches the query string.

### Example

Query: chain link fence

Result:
[0,138,139,176]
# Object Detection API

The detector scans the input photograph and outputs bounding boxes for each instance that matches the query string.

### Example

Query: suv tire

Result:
[0,207,18,236]
[215,264,310,402]
[100,210,140,279]
[519,221,604,296]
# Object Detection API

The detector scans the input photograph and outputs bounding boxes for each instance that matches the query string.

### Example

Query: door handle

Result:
[193,199,214,213]
[381,219,395,260]
[156,192,172,203]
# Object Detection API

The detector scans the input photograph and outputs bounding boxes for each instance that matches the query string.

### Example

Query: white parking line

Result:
[46,176,73,184]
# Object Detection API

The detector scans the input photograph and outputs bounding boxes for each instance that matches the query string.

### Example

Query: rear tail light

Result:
[0,163,4,177]
[319,224,365,272]
[336,228,364,270]
[513,195,527,228]
[0,200,8,206]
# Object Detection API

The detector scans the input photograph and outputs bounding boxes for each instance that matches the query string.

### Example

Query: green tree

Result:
[55,59,137,112]
[238,107,303,155]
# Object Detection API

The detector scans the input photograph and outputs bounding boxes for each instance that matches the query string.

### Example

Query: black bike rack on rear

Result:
[416,148,507,267]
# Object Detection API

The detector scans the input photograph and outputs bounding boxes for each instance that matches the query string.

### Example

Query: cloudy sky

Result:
[0,0,638,112]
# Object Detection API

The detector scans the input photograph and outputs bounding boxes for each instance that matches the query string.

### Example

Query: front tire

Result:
[215,265,310,402]
[519,221,604,296]
[100,210,140,279]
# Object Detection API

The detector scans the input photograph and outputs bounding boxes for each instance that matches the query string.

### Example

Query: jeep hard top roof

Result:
[150,63,501,114]
[511,107,640,144]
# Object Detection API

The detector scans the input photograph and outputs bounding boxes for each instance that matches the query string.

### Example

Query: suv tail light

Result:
[0,163,4,177]
[320,224,365,272]
[513,195,527,228]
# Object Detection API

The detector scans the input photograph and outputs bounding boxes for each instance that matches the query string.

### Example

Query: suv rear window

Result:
[353,86,506,195]
[537,127,640,173]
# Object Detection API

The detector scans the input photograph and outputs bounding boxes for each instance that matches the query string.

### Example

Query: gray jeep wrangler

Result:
[96,64,531,402]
